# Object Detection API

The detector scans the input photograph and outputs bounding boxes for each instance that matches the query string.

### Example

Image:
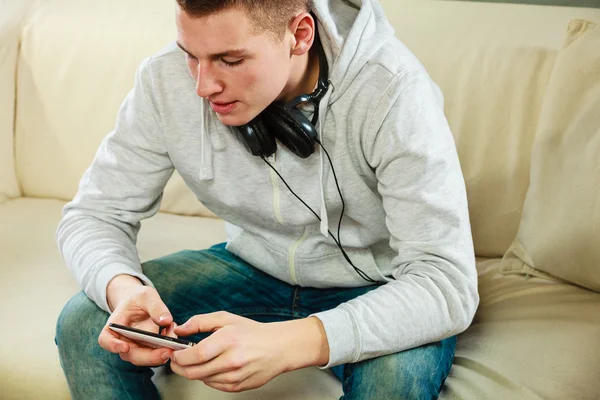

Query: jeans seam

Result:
[434,338,457,396]
[291,287,300,318]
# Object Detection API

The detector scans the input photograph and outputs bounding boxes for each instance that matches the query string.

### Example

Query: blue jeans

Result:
[56,243,456,399]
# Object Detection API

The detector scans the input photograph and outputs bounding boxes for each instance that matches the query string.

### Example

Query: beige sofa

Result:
[2,0,600,399]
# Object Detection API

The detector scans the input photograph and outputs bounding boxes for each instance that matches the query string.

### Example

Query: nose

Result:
[194,62,223,99]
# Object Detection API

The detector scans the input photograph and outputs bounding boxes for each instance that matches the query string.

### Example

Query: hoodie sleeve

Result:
[56,57,174,313]
[312,69,479,367]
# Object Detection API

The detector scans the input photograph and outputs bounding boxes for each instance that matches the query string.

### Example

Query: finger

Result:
[98,324,130,353]
[100,313,156,354]
[171,332,228,366]
[203,380,246,393]
[133,319,161,334]
[170,351,239,381]
[137,290,173,327]
[119,345,173,367]
[174,311,239,336]
[163,322,178,338]
[204,371,261,393]
[105,330,153,355]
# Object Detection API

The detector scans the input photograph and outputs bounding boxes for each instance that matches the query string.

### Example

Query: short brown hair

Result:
[176,0,313,41]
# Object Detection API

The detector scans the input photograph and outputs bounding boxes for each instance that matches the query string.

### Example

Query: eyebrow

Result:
[176,41,249,60]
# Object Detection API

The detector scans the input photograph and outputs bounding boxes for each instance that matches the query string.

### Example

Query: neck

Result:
[279,45,320,103]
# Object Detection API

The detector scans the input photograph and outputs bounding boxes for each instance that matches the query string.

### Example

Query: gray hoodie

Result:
[57,0,479,367]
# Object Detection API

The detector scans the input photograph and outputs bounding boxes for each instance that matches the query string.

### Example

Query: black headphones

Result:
[235,30,330,159]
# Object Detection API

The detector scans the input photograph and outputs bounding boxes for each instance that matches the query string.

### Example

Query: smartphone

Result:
[109,323,195,351]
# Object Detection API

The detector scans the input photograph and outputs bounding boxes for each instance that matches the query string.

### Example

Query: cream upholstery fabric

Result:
[380,0,600,257]
[154,363,342,400]
[502,20,600,292]
[14,0,215,218]
[0,1,28,203]
[442,259,600,400]
[0,198,226,399]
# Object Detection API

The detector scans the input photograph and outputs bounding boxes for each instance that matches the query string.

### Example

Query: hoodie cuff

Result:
[310,305,361,368]
[92,263,154,313]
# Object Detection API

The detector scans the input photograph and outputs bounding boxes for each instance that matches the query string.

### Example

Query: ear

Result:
[288,12,315,57]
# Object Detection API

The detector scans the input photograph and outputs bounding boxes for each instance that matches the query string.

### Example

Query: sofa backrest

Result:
[0,2,28,203]
[13,0,600,256]
[14,0,216,218]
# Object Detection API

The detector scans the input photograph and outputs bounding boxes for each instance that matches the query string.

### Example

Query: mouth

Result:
[209,100,238,115]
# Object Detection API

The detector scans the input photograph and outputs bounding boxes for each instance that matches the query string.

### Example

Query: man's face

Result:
[176,7,293,126]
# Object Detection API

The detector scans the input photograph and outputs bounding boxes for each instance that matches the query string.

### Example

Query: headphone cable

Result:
[261,144,379,283]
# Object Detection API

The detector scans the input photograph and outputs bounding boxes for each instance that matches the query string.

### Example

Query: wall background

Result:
[451,0,599,7]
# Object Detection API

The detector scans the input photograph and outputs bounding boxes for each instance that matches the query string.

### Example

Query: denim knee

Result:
[55,291,107,350]
[341,337,456,400]
[55,292,162,400]
[343,358,439,400]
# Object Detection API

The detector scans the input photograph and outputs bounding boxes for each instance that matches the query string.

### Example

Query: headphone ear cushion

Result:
[236,114,276,157]
[262,104,316,158]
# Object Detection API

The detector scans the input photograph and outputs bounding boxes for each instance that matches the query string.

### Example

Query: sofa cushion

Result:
[14,0,215,218]
[153,364,342,400]
[381,0,600,257]
[0,198,227,399]
[441,259,600,400]
[502,20,600,292]
[0,2,28,203]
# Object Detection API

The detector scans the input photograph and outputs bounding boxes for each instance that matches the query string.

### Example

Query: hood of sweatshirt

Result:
[313,0,395,103]
[311,0,396,234]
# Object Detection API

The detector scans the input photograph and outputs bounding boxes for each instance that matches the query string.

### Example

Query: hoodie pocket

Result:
[294,245,388,288]
[225,229,296,285]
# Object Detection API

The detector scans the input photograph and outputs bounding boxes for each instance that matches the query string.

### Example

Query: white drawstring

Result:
[317,84,334,237]
[198,99,214,181]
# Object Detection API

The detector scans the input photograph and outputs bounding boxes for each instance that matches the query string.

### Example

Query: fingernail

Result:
[159,314,171,322]
[162,352,170,360]
[118,345,127,353]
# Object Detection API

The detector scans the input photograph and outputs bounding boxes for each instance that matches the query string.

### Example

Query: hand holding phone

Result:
[109,323,195,351]
[98,281,183,367]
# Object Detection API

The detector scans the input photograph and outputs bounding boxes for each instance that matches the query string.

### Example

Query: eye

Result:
[221,58,244,67]
[185,53,197,61]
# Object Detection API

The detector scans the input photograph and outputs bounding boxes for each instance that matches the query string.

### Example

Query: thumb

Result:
[142,291,173,327]
[175,311,238,335]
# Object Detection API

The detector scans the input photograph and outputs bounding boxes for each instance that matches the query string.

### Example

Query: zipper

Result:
[268,153,284,225]
[267,153,308,284]
[288,227,309,285]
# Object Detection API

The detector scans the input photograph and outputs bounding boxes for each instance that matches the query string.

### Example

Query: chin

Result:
[216,109,259,127]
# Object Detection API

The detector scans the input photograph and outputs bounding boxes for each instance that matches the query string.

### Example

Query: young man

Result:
[55,0,479,398]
